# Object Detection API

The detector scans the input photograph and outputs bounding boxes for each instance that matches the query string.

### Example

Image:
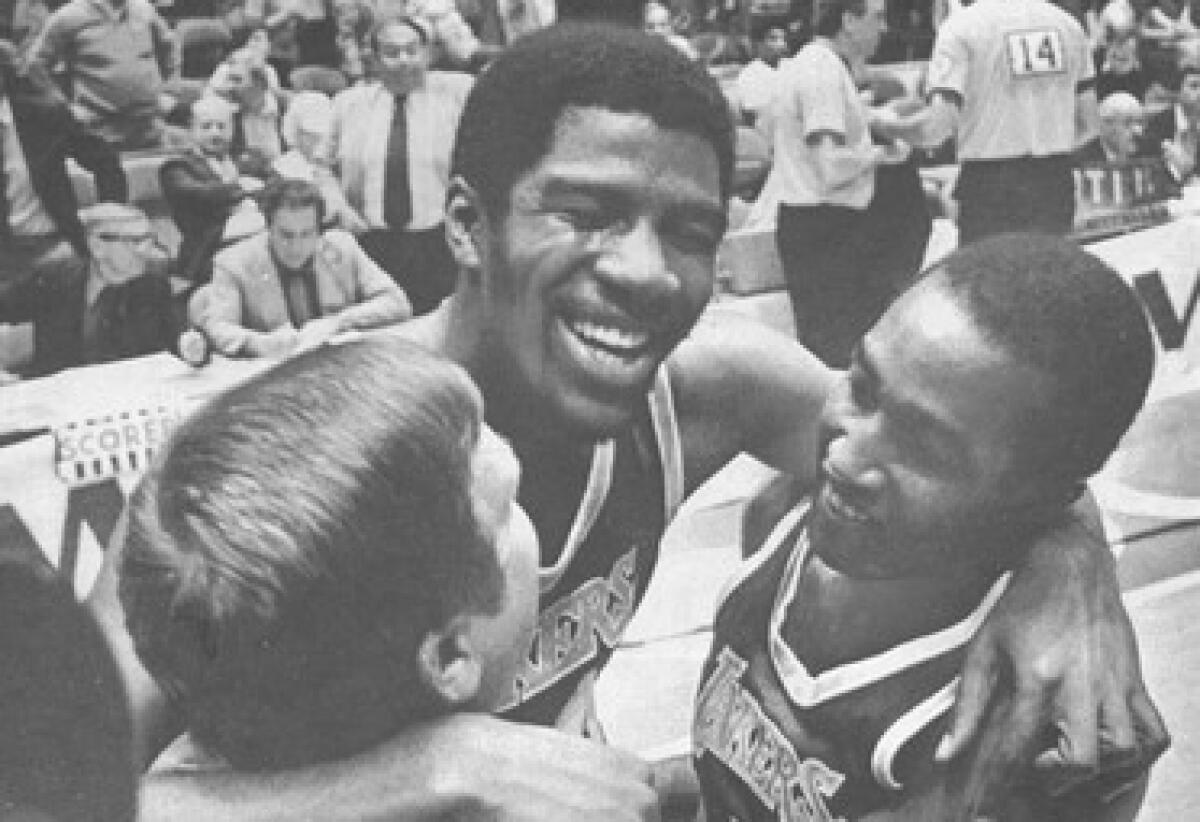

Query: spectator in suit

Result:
[1,203,183,377]
[0,40,128,379]
[29,0,178,149]
[160,95,265,285]
[1095,30,1151,100]
[190,178,412,358]
[1143,61,1200,180]
[329,15,471,314]
[1078,91,1152,160]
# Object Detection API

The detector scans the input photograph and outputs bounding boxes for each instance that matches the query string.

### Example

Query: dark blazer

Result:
[0,267,180,377]
[7,73,128,255]
[159,149,246,284]
[1142,107,1200,177]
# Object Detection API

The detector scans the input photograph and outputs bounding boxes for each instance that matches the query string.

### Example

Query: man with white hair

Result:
[1078,92,1150,161]
[0,203,182,376]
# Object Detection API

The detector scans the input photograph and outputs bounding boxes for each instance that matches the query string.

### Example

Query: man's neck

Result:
[821,34,866,75]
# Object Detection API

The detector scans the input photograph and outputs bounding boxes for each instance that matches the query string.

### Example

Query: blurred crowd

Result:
[3,0,1200,382]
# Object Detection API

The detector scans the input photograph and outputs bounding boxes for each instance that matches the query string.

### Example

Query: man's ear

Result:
[445,176,485,272]
[417,617,483,708]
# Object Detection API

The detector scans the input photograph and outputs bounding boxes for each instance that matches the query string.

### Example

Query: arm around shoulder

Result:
[667,311,835,495]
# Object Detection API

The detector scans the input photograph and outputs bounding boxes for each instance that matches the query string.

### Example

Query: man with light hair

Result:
[1,203,183,376]
[1078,92,1150,161]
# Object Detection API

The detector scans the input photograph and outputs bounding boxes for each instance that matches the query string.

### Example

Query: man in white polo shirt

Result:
[876,0,1097,243]
[748,0,914,368]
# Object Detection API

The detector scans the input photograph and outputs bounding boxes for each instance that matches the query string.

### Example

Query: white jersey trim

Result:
[714,499,810,614]
[769,529,1012,708]
[650,364,685,524]
[870,678,958,791]
[538,440,615,594]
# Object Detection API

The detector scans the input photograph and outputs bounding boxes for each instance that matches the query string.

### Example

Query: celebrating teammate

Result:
[86,24,1166,821]
[696,235,1158,821]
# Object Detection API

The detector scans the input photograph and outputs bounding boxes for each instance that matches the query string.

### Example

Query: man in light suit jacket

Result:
[190,179,412,358]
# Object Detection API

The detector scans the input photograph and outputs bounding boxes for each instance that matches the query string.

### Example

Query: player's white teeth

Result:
[568,319,650,353]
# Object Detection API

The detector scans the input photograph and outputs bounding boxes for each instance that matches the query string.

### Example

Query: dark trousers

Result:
[955,154,1076,246]
[776,161,931,368]
[358,224,456,316]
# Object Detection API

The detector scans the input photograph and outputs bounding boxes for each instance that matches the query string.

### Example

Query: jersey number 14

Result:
[1005,29,1066,77]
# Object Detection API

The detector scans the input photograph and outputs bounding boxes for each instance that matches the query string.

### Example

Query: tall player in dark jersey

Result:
[84,26,1166,822]
[696,235,1158,821]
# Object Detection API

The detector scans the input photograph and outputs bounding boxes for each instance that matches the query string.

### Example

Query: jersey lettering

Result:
[1005,29,1066,77]
[695,647,847,822]
[501,546,638,708]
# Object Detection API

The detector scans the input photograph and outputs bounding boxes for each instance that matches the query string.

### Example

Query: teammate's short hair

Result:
[120,338,506,771]
[1098,91,1143,120]
[924,234,1153,485]
[815,0,867,38]
[451,23,735,216]
[260,177,326,227]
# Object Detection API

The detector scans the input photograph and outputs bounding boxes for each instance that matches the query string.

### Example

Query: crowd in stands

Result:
[3,0,1200,381]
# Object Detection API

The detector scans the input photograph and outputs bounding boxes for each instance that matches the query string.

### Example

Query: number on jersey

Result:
[1005,29,1066,77]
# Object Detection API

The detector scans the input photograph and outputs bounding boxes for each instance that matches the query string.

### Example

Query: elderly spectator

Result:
[210,47,285,167]
[0,204,181,377]
[189,178,411,357]
[0,40,128,379]
[274,91,363,228]
[160,95,265,285]
[1078,91,1153,159]
[735,20,791,126]
[330,15,471,313]
[29,0,177,149]
[1144,60,1200,179]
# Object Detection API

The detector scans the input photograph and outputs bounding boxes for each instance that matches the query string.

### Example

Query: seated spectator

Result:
[214,21,284,92]
[119,337,538,772]
[329,15,471,314]
[0,41,128,378]
[160,95,266,285]
[1078,91,1152,160]
[0,203,183,377]
[29,0,177,149]
[1095,30,1152,100]
[243,0,303,86]
[189,178,411,358]
[209,48,285,170]
[1143,61,1200,179]
[332,0,375,83]
[735,20,791,127]
[643,1,697,59]
[274,91,365,229]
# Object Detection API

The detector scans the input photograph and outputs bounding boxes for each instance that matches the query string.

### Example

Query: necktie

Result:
[280,264,320,327]
[0,114,11,241]
[383,95,412,231]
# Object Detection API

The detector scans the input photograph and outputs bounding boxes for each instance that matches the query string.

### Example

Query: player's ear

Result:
[417,616,483,708]
[445,177,484,272]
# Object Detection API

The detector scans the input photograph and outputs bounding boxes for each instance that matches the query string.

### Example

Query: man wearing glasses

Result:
[2,203,183,377]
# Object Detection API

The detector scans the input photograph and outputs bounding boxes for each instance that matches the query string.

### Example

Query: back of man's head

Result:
[925,234,1153,486]
[120,339,506,771]
[451,22,734,216]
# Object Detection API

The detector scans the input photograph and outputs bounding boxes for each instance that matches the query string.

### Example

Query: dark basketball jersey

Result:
[499,367,684,726]
[694,503,1010,821]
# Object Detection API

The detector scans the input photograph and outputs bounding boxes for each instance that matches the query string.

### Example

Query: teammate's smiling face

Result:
[809,279,1056,579]
[472,106,725,439]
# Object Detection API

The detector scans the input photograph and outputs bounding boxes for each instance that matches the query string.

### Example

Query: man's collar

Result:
[0,96,13,127]
[270,245,316,278]
[1177,104,1200,132]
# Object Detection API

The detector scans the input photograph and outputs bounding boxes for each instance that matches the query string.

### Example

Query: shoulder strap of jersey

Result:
[649,364,685,524]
